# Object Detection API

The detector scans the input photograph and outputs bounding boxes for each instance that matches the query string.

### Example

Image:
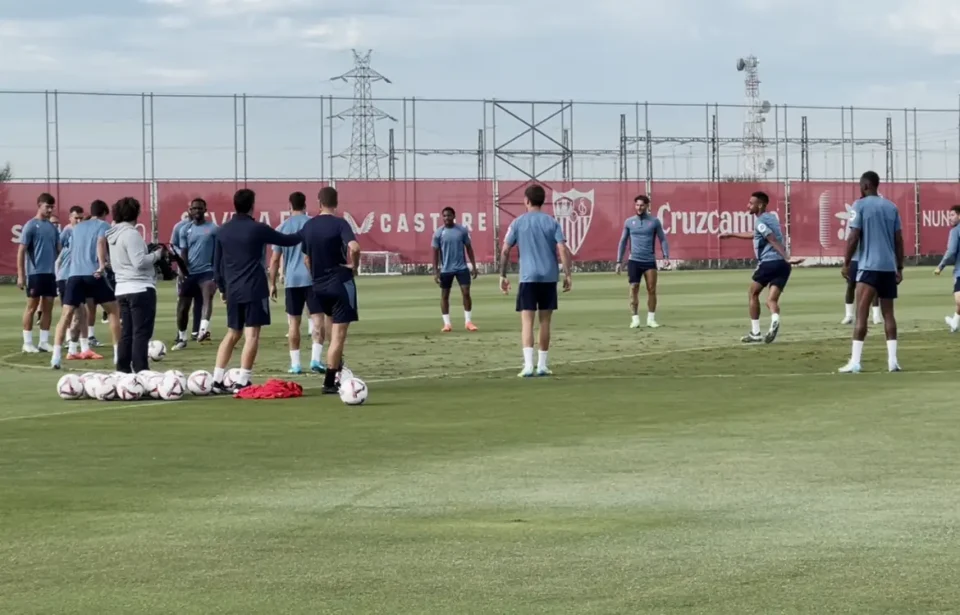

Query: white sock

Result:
[88,326,95,338]
[238,368,251,385]
[68,341,78,355]
[308,320,315,335]
[751,320,761,335]
[647,312,656,322]
[200,319,210,333]
[442,314,451,326]
[631,314,641,322]
[113,345,118,365]
[851,340,864,364]
[464,310,472,324]
[179,330,187,341]
[953,313,960,327]
[872,306,882,321]
[771,313,780,325]
[213,367,225,382]
[522,347,535,369]
[887,340,898,363]
[311,343,323,363]
[39,330,49,344]
[844,303,854,318]
[290,350,300,366]
[537,350,548,370]
[80,338,90,353]
[52,344,62,362]
[22,330,32,345]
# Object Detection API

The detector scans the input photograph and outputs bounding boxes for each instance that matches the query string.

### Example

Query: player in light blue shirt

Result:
[52,200,120,369]
[170,210,202,344]
[720,191,801,345]
[935,205,960,332]
[839,171,904,374]
[172,199,219,350]
[432,207,478,332]
[268,192,327,374]
[17,192,60,353]
[500,184,572,377]
[55,205,95,359]
[615,194,669,329]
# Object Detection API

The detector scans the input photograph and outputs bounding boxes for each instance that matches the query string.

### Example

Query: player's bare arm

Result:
[267,251,281,301]
[719,232,753,240]
[16,244,26,289]
[466,244,478,279]
[842,228,861,280]
[96,236,109,276]
[432,246,441,284]
[894,229,905,283]
[346,240,361,270]
[558,243,572,292]
[498,243,511,293]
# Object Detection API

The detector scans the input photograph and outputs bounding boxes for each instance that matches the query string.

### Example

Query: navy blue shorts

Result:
[226,298,271,330]
[439,269,471,290]
[847,261,859,286]
[26,273,57,299]
[313,277,359,324]
[63,275,115,307]
[752,260,792,290]
[179,271,214,298]
[627,260,657,285]
[285,286,322,317]
[857,270,898,300]
[516,282,558,312]
[57,280,66,303]
[953,278,960,294]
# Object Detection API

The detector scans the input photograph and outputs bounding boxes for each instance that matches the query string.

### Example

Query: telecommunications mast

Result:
[736,55,774,177]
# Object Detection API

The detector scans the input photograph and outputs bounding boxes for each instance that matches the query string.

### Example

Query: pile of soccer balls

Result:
[55,339,369,405]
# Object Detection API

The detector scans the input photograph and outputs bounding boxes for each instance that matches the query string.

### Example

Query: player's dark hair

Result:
[290,191,307,211]
[442,206,455,216]
[90,199,109,218]
[318,186,338,208]
[634,194,650,205]
[861,171,880,190]
[234,189,255,214]
[751,191,769,206]
[525,184,546,207]
[190,198,207,208]
[37,193,55,206]
[951,205,960,215]
[69,205,83,215]
[112,197,141,224]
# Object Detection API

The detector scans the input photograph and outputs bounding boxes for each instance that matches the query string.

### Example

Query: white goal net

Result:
[358,251,402,275]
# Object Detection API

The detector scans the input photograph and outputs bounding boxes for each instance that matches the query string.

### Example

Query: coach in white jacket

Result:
[106,197,166,374]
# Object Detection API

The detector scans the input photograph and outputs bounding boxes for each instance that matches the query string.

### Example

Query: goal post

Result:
[358,251,402,275]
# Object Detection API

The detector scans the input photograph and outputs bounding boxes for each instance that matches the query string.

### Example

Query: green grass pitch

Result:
[2,267,960,614]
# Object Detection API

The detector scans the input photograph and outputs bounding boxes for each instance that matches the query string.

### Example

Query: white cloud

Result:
[884,0,960,53]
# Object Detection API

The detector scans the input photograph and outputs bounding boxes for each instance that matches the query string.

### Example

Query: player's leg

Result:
[21,280,42,352]
[877,274,899,371]
[285,287,306,374]
[439,273,454,331]
[458,270,477,331]
[51,277,83,368]
[643,267,659,328]
[173,276,193,350]
[191,294,202,341]
[946,279,960,332]
[515,283,537,377]
[86,298,98,345]
[37,295,54,351]
[870,295,882,325]
[235,300,270,389]
[322,280,359,394]
[627,261,642,328]
[73,302,99,359]
[534,283,559,375]
[762,262,791,344]
[742,280,765,343]
[842,271,856,324]
[307,290,327,373]
[839,276,878,373]
[198,276,216,342]
[212,300,245,393]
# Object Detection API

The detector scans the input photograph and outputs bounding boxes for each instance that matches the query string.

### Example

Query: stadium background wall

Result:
[2,179,958,277]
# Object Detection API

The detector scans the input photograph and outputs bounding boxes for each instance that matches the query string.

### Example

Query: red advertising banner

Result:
[333,180,494,263]
[916,183,960,256]
[154,181,327,244]
[788,182,918,259]
[1,182,149,276]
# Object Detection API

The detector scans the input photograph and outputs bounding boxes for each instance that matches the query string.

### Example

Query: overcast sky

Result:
[2,0,960,181]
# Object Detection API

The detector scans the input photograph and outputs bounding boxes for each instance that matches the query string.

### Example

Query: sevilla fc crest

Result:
[551,189,594,255]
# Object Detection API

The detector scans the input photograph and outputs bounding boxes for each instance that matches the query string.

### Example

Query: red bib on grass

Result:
[234,379,303,399]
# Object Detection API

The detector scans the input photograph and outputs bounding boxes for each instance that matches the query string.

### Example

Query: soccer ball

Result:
[336,366,354,384]
[81,372,103,399]
[148,340,166,361]
[57,374,84,400]
[116,374,145,401]
[187,370,213,396]
[145,374,164,399]
[157,374,185,400]
[338,377,367,406]
[94,376,119,401]
[223,368,243,388]
[165,369,187,390]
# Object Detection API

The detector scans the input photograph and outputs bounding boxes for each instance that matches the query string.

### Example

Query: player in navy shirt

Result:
[499,184,572,377]
[934,204,960,332]
[720,191,802,344]
[432,207,478,332]
[839,171,904,373]
[210,189,303,393]
[172,198,218,350]
[615,194,669,329]
[17,192,60,353]
[299,187,361,394]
